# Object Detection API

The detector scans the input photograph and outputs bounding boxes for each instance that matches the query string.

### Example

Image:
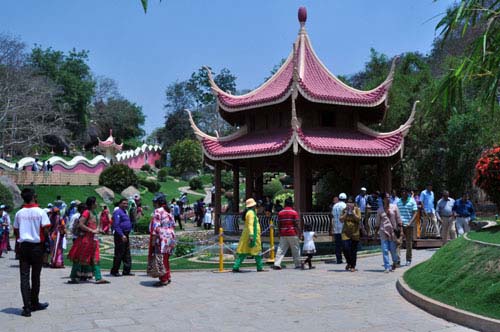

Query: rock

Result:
[121,186,140,199]
[0,176,23,208]
[146,176,157,181]
[95,186,115,204]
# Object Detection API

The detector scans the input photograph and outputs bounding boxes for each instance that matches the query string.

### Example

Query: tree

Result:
[169,139,203,176]
[29,46,95,142]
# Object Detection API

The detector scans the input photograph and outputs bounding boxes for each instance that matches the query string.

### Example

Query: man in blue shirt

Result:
[110,198,134,277]
[419,183,439,238]
[453,192,476,236]
[355,187,368,237]
[396,189,417,266]
[171,199,183,230]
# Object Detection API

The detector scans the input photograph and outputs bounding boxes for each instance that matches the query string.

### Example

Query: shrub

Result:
[140,164,152,172]
[158,167,169,182]
[174,235,196,257]
[139,178,161,193]
[0,183,14,209]
[189,177,203,190]
[264,178,283,198]
[99,164,139,193]
[135,214,150,234]
[154,159,162,169]
[475,146,500,209]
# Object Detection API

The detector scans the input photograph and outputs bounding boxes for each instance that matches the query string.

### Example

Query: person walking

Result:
[99,205,111,235]
[49,207,66,268]
[171,199,183,230]
[376,192,403,273]
[330,193,347,264]
[0,204,12,251]
[355,187,367,236]
[436,190,456,243]
[111,198,134,276]
[272,198,301,270]
[301,223,317,270]
[232,198,266,272]
[0,206,9,257]
[340,196,361,272]
[203,203,214,230]
[396,189,418,266]
[419,184,439,237]
[67,197,109,284]
[453,193,476,236]
[148,193,176,287]
[13,188,50,317]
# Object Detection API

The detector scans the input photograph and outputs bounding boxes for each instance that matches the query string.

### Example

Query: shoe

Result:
[349,268,357,272]
[309,266,316,269]
[21,308,31,317]
[395,262,401,268]
[110,272,122,277]
[122,273,135,276]
[154,280,170,287]
[67,279,79,284]
[272,266,282,270]
[406,260,411,266]
[389,268,395,273]
[384,269,390,273]
[345,264,351,271]
[95,279,110,284]
[256,269,269,272]
[31,302,49,311]
[294,266,302,269]
[391,263,397,271]
[232,268,241,273]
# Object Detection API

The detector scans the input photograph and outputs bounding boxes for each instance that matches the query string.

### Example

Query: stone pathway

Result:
[0,246,474,332]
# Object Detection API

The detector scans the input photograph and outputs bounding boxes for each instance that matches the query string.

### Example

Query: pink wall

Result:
[52,162,107,174]
[121,151,161,169]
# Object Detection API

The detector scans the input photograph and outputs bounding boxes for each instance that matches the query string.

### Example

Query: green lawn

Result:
[20,185,107,209]
[467,225,500,244]
[404,237,500,319]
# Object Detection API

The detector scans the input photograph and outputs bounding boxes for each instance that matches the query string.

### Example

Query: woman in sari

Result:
[0,207,9,257]
[49,208,66,268]
[148,193,176,287]
[232,198,266,272]
[67,197,109,284]
[99,205,111,235]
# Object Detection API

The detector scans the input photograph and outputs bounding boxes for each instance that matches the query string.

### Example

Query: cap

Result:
[361,187,367,191]
[339,193,347,200]
[47,203,53,208]
[245,198,257,208]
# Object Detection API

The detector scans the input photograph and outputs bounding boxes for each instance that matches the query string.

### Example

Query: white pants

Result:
[274,236,301,268]
[455,217,470,236]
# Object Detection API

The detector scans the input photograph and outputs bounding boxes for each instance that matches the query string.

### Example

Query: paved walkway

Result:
[0,247,474,332]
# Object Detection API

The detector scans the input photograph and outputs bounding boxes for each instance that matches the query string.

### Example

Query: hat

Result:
[0,205,5,210]
[245,198,257,208]
[361,187,367,191]
[339,193,347,200]
[47,203,53,208]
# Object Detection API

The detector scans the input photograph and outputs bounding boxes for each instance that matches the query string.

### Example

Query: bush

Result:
[158,167,169,182]
[263,178,283,198]
[139,178,161,193]
[0,183,14,209]
[154,159,162,169]
[135,214,150,234]
[174,235,196,257]
[99,164,139,193]
[140,164,152,172]
[189,177,203,190]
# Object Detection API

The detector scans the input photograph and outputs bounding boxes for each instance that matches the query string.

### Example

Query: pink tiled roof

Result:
[201,128,293,160]
[209,10,394,112]
[296,128,403,157]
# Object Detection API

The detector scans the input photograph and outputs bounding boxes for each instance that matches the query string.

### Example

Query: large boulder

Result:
[0,176,23,208]
[121,186,140,199]
[95,186,115,204]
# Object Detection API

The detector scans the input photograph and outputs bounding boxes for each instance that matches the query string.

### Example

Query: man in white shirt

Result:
[330,193,347,264]
[14,188,51,317]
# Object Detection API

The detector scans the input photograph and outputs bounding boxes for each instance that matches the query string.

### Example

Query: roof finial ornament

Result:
[298,6,307,27]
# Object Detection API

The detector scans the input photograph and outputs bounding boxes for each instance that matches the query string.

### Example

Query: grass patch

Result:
[468,225,500,244]
[20,185,107,209]
[404,237,500,319]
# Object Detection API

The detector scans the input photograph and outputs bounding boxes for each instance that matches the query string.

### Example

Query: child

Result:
[301,223,317,269]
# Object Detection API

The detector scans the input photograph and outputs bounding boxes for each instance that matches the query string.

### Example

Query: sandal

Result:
[67,279,79,284]
[95,279,110,284]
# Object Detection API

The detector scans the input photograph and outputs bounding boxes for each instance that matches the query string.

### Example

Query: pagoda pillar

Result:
[293,151,306,214]
[214,162,222,234]
[378,159,392,193]
[352,159,361,196]
[245,161,254,200]
[255,171,264,201]
[232,163,240,213]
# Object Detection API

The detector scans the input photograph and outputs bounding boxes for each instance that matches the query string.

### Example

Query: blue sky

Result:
[1,0,455,136]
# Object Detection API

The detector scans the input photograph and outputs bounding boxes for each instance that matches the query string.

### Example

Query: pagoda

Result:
[188,7,417,227]
[97,129,123,162]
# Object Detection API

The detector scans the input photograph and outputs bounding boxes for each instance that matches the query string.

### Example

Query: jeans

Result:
[111,232,131,274]
[274,236,301,268]
[343,239,358,268]
[334,234,344,263]
[19,242,43,309]
[381,239,397,270]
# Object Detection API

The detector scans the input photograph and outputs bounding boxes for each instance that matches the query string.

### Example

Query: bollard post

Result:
[267,219,275,263]
[219,227,224,272]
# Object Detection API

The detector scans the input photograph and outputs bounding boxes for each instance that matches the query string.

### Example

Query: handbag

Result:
[147,253,166,278]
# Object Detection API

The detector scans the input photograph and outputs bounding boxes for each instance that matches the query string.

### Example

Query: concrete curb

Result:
[397,277,500,332]
[464,232,500,247]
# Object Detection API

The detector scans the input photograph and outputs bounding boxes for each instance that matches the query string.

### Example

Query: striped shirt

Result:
[397,197,417,226]
[277,207,299,236]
